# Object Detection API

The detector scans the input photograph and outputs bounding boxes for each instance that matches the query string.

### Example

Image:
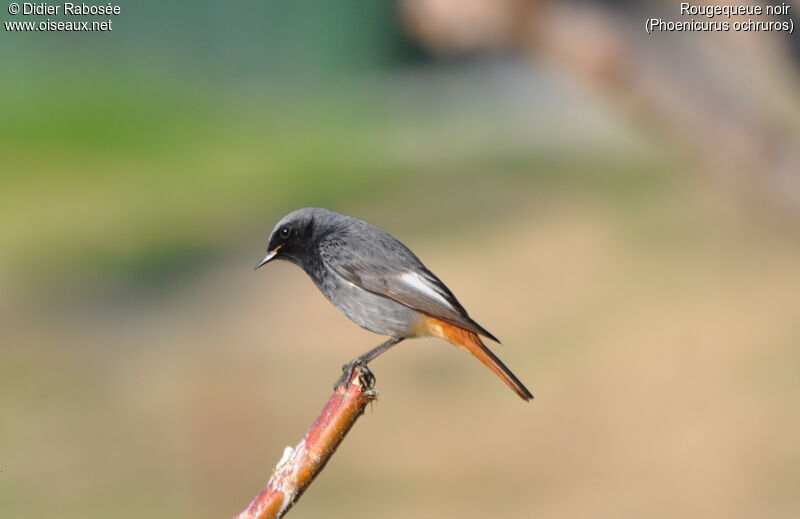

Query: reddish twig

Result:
[234,365,378,519]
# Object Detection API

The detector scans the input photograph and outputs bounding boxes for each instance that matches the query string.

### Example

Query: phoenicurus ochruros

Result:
[255,207,533,401]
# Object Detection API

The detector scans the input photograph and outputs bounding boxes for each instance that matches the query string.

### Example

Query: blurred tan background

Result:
[2,1,799,518]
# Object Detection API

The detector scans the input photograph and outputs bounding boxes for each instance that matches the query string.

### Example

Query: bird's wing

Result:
[319,235,499,342]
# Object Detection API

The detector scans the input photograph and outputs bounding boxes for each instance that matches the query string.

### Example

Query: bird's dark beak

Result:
[254,249,279,270]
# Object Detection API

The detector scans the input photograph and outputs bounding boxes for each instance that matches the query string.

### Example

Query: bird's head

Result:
[254,207,336,270]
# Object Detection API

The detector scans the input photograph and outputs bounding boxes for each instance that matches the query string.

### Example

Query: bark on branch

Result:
[234,365,378,519]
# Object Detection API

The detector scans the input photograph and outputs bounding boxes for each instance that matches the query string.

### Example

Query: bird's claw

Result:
[334,359,374,390]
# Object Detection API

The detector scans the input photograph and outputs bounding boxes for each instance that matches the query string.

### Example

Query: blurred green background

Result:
[2,2,799,518]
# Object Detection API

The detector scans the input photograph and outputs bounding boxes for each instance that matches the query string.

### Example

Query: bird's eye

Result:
[279,227,291,239]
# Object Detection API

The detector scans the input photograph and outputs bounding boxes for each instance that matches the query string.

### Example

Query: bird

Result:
[255,207,533,401]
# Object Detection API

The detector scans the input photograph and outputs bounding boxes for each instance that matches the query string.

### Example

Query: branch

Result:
[234,365,378,519]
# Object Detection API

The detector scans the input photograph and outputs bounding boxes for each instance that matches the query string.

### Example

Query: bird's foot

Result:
[335,359,374,390]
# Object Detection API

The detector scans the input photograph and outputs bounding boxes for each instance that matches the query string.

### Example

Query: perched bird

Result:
[255,207,533,401]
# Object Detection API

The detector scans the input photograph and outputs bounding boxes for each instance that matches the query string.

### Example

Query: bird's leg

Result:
[352,337,405,365]
[335,337,404,388]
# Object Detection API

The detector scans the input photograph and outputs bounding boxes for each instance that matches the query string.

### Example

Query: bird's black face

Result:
[254,216,314,270]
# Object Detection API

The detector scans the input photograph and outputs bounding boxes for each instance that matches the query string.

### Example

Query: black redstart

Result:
[255,207,533,401]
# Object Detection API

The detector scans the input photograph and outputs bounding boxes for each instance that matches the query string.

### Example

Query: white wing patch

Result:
[399,271,454,310]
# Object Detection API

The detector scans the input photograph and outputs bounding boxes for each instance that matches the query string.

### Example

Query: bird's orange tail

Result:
[422,316,533,401]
